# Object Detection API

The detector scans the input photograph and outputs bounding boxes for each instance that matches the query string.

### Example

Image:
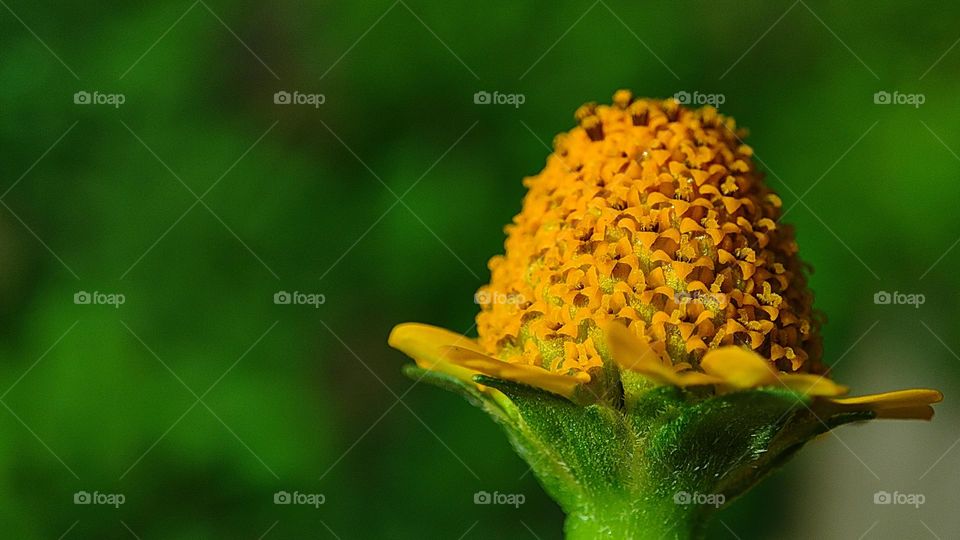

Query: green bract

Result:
[404,362,871,539]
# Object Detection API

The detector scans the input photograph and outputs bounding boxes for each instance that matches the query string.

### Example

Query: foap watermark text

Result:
[674,90,725,108]
[474,291,525,306]
[74,490,125,508]
[274,90,326,108]
[673,490,725,508]
[74,91,125,108]
[473,90,525,108]
[74,290,125,308]
[474,490,525,508]
[274,290,326,308]
[873,90,925,108]
[874,290,924,308]
[874,490,925,508]
[274,490,325,508]
[675,290,726,305]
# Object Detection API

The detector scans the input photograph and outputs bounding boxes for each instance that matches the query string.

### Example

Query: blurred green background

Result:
[1,1,958,538]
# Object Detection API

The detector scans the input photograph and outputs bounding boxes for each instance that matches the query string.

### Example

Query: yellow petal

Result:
[387,323,487,385]
[668,370,727,387]
[701,346,778,389]
[443,346,589,398]
[605,323,662,369]
[777,373,848,397]
[831,388,942,408]
[869,406,936,421]
[606,323,721,387]
[827,389,943,420]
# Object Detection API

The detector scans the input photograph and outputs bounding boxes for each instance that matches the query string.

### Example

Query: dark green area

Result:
[1,1,958,538]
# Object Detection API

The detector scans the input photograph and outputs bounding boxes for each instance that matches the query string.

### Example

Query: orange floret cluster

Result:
[475,91,823,379]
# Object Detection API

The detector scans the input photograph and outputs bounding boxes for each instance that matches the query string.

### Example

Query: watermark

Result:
[474,291,525,306]
[473,90,525,108]
[473,490,525,508]
[274,90,326,108]
[74,290,125,308]
[274,290,326,308]
[874,490,925,508]
[675,290,726,305]
[873,90,925,108]
[274,490,325,508]
[874,290,924,309]
[73,91,125,108]
[673,90,725,108]
[74,490,125,508]
[673,490,725,508]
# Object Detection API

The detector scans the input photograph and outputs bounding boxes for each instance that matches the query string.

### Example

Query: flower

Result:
[392,91,938,417]
[477,91,819,376]
[389,92,941,538]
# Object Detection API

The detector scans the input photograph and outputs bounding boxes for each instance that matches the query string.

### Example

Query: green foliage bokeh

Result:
[1,1,958,538]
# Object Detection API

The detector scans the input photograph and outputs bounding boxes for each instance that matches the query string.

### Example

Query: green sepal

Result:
[401,364,517,426]
[473,374,629,510]
[405,363,876,539]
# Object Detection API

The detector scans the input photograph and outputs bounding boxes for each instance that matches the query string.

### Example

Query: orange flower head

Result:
[475,90,822,380]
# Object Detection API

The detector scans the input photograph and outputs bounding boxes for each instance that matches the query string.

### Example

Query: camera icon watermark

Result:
[873,290,924,309]
[273,490,325,508]
[74,490,125,508]
[673,90,725,108]
[873,490,925,508]
[273,90,326,108]
[873,90,925,108]
[673,490,725,508]
[74,290,126,308]
[473,490,525,508]
[73,90,125,108]
[273,290,326,308]
[473,90,525,108]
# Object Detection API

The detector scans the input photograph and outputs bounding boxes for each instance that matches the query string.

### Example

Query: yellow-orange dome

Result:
[475,91,822,379]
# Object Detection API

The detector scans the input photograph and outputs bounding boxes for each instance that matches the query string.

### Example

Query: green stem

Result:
[563,498,710,540]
